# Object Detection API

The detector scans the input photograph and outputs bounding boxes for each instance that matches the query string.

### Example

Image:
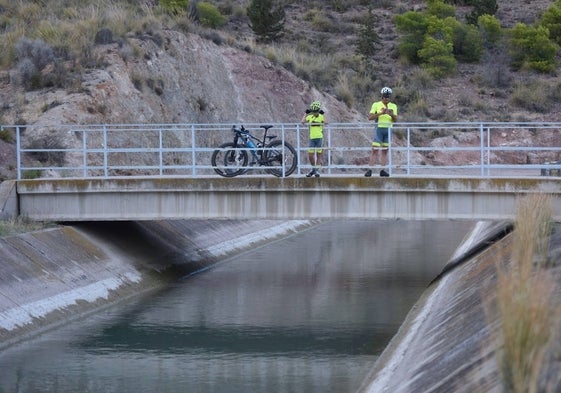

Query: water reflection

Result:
[0,220,474,393]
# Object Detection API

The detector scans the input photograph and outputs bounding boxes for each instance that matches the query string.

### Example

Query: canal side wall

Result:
[358,221,561,393]
[0,218,317,349]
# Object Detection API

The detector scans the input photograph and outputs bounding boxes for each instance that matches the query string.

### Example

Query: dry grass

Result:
[492,194,558,393]
[0,216,53,237]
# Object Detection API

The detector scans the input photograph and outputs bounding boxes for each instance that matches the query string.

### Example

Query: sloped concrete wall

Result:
[0,180,17,220]
[0,219,317,349]
[358,221,561,393]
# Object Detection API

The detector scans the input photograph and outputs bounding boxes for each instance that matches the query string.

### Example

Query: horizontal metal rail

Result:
[2,122,560,179]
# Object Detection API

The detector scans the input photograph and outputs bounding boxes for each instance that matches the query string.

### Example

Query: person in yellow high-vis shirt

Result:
[301,101,328,177]
[365,87,398,177]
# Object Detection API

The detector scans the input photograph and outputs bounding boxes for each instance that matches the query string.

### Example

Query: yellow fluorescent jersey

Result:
[370,101,398,128]
[305,113,325,139]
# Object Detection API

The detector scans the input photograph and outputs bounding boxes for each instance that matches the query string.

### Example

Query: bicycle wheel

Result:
[264,140,298,177]
[211,142,249,177]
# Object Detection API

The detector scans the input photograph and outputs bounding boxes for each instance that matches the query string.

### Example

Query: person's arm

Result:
[301,114,307,124]
[367,103,380,121]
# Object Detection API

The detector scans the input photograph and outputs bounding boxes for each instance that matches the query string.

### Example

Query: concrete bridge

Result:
[3,176,561,222]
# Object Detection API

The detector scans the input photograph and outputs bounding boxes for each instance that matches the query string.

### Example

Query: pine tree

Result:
[355,8,381,61]
[247,0,285,42]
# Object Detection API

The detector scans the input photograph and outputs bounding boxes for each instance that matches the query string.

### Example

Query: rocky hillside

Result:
[0,0,560,181]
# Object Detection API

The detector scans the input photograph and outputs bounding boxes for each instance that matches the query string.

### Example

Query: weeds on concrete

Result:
[0,217,52,237]
[493,194,558,393]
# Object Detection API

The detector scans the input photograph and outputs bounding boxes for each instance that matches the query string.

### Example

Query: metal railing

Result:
[3,122,560,179]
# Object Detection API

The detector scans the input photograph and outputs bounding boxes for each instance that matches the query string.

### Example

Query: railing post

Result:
[82,129,87,177]
[16,126,21,180]
[388,127,392,176]
[479,123,485,177]
[487,127,491,176]
[280,124,285,177]
[159,128,163,176]
[103,125,108,178]
[296,124,302,176]
[191,124,196,177]
[406,127,411,176]
[326,124,331,175]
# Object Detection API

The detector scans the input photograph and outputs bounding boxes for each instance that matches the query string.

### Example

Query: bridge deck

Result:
[13,176,561,222]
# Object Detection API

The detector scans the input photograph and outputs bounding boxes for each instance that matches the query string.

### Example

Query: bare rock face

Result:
[11,31,363,126]
[0,31,369,180]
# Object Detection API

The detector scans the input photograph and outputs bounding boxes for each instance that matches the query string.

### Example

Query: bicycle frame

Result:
[232,126,274,163]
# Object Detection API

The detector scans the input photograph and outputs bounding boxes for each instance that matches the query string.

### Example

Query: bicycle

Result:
[211,125,298,177]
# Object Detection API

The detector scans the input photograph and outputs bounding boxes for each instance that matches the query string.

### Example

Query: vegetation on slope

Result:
[1,0,561,123]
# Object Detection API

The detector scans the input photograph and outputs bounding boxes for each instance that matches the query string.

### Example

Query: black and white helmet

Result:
[381,87,392,97]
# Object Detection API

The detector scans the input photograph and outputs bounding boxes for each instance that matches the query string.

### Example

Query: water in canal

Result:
[0,220,474,393]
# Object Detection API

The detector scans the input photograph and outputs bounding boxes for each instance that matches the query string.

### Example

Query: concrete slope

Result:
[358,221,561,393]
[0,219,317,349]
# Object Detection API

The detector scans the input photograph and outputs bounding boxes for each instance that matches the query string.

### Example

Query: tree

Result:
[466,0,498,25]
[508,23,559,73]
[539,1,561,46]
[247,0,285,43]
[394,11,431,64]
[354,8,380,62]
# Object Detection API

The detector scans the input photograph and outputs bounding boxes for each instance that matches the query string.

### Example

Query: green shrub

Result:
[478,14,502,47]
[426,0,456,19]
[197,2,226,28]
[354,8,380,61]
[0,128,14,143]
[508,23,559,73]
[394,11,431,64]
[247,0,285,42]
[465,0,498,25]
[160,0,189,15]
[539,1,561,46]
[453,22,483,62]
[419,17,457,77]
[419,36,457,77]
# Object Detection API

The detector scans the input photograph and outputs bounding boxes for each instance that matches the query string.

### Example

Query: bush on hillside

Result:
[465,0,498,25]
[508,23,559,73]
[419,36,457,78]
[478,14,502,47]
[160,0,189,15]
[419,17,457,77]
[247,0,285,42]
[197,2,226,28]
[15,39,55,90]
[539,1,561,46]
[354,8,381,62]
[453,22,483,62]
[394,11,431,64]
[426,0,456,19]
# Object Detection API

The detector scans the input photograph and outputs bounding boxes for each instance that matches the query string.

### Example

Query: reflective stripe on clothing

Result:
[305,113,325,139]
[308,137,323,153]
[373,127,390,147]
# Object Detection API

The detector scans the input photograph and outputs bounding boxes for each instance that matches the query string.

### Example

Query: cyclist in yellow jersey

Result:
[301,101,328,177]
[365,87,398,177]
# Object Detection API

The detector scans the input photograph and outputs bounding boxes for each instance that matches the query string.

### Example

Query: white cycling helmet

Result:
[381,87,392,97]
